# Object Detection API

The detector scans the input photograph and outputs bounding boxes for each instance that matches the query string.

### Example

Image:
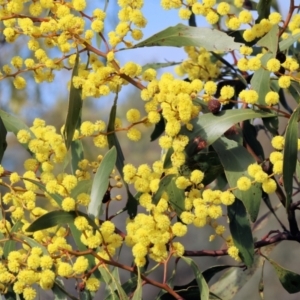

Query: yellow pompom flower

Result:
[22,287,36,300]
[220,85,234,100]
[204,81,217,95]
[265,91,279,106]
[269,12,282,24]
[228,245,239,260]
[278,75,291,88]
[248,57,261,71]
[243,29,256,42]
[80,121,95,136]
[206,11,219,25]
[13,76,26,89]
[190,170,204,184]
[266,58,281,72]
[62,197,76,211]
[237,176,252,191]
[179,8,192,20]
[126,109,140,123]
[254,171,268,183]
[217,2,230,15]
[127,128,141,141]
[73,256,89,274]
[72,0,86,11]
[17,129,31,143]
[175,176,191,189]
[172,222,187,237]
[271,136,285,150]
[86,277,100,292]
[237,57,248,71]
[247,163,262,177]
[220,191,235,205]
[180,211,195,224]
[262,178,277,194]
[238,10,252,23]
[239,46,253,56]
[239,90,258,104]
[269,151,283,164]
[273,161,283,174]
[227,17,241,30]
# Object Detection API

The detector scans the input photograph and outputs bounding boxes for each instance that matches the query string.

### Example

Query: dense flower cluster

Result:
[0,0,299,298]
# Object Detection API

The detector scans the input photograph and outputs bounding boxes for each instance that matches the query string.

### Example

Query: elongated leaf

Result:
[180,256,209,300]
[203,265,236,284]
[142,61,181,73]
[257,25,278,56]
[288,81,300,104]
[132,268,142,300]
[0,117,7,163]
[166,177,185,216]
[152,174,175,205]
[26,211,76,232]
[210,244,277,298]
[23,178,63,206]
[52,278,68,300]
[107,93,125,177]
[279,32,300,51]
[163,147,174,169]
[3,221,23,258]
[267,258,300,293]
[71,179,92,199]
[18,235,48,254]
[125,190,138,219]
[270,80,293,113]
[256,0,272,23]
[0,110,35,153]
[251,53,272,105]
[183,109,274,149]
[63,53,82,150]
[71,140,84,175]
[100,267,129,300]
[227,199,254,267]
[88,146,117,218]
[150,113,165,141]
[213,137,262,222]
[133,23,242,51]
[283,105,300,210]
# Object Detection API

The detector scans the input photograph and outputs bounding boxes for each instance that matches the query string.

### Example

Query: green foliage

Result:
[1,1,300,300]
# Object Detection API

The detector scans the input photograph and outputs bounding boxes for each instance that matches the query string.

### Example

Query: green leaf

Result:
[283,105,300,210]
[71,179,92,199]
[71,140,84,175]
[26,211,76,232]
[0,110,35,152]
[52,278,68,300]
[125,190,138,219]
[166,176,185,216]
[262,115,279,136]
[202,265,236,284]
[242,120,265,160]
[296,160,300,182]
[213,137,262,222]
[210,245,276,298]
[18,235,48,254]
[150,113,165,141]
[3,221,23,258]
[63,53,82,150]
[288,81,300,104]
[180,256,209,300]
[88,146,117,218]
[152,174,175,205]
[107,93,125,178]
[182,109,274,148]
[100,267,129,300]
[22,178,63,206]
[142,61,181,73]
[132,268,142,300]
[227,199,254,267]
[256,0,272,23]
[257,25,278,56]
[267,258,300,293]
[133,23,242,51]
[279,32,300,51]
[163,147,174,169]
[250,53,272,105]
[0,117,7,163]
